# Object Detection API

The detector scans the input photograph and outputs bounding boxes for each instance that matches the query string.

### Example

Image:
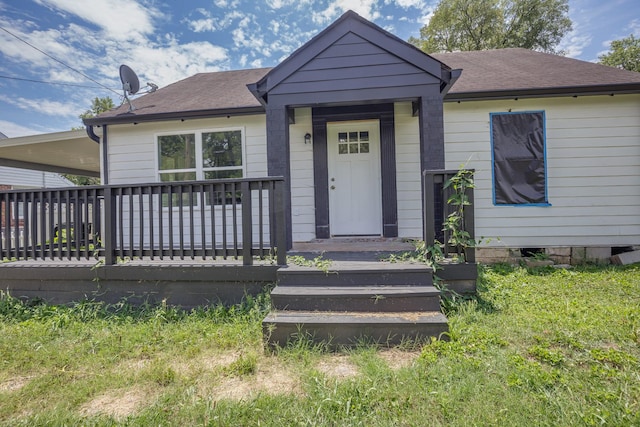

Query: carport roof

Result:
[0,129,99,177]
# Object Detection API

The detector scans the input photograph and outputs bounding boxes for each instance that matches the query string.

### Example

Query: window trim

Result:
[155,126,246,182]
[489,110,551,207]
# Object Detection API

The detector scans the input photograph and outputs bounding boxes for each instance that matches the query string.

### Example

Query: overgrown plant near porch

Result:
[442,168,475,263]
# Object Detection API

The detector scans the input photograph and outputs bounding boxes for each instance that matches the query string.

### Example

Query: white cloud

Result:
[392,0,427,8]
[189,18,216,33]
[34,0,162,41]
[213,0,241,8]
[626,18,640,36]
[558,31,592,58]
[185,9,244,33]
[1,94,80,117]
[0,120,47,138]
[312,0,381,24]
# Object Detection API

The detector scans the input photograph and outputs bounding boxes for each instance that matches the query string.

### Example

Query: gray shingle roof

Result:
[85,49,640,125]
[87,68,270,124]
[431,48,640,100]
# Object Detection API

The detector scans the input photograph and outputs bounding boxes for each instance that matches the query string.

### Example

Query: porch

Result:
[1,171,476,345]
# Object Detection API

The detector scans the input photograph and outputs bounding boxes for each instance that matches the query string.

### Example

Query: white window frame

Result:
[154,127,246,182]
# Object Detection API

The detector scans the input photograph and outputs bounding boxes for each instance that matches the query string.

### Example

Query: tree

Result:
[65,97,114,185]
[598,35,640,72]
[79,96,114,120]
[409,0,572,54]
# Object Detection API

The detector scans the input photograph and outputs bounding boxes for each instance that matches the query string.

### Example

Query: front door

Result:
[327,120,382,236]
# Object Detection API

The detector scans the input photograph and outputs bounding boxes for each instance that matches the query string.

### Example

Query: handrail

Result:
[0,177,287,265]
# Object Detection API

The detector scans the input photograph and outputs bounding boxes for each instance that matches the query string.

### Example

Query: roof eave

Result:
[444,83,640,102]
[83,106,266,126]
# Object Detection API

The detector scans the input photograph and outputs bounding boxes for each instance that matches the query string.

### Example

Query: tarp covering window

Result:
[491,111,547,205]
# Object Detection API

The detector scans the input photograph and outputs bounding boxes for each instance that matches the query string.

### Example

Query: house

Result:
[79,10,640,265]
[2,10,639,345]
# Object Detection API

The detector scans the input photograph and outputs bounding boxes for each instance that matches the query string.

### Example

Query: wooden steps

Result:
[263,262,448,348]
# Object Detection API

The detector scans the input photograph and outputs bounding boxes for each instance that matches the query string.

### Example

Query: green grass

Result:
[1,264,639,426]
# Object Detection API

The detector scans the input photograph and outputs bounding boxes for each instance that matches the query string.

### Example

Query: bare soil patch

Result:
[204,359,301,402]
[378,349,420,370]
[79,387,155,420]
[0,376,32,392]
[316,354,359,379]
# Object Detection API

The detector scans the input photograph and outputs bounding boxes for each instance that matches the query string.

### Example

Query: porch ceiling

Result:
[0,129,99,177]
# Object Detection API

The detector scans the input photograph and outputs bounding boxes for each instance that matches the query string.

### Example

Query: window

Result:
[337,131,370,155]
[157,129,244,182]
[490,111,549,206]
[157,129,244,206]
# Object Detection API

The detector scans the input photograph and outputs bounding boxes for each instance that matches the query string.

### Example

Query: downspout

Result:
[85,124,109,185]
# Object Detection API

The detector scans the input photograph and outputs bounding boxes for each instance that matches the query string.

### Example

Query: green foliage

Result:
[1,266,639,425]
[288,254,332,273]
[410,0,572,53]
[79,96,114,120]
[598,34,640,72]
[443,168,476,262]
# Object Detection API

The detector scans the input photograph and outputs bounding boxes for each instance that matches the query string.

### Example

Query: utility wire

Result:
[0,25,122,97]
[0,74,114,89]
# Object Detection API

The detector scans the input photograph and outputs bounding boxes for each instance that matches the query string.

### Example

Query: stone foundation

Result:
[476,246,617,265]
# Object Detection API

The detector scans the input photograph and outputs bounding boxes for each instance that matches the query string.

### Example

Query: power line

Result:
[0,74,115,90]
[0,25,122,97]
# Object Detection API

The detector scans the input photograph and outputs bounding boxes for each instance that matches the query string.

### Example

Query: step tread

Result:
[279,262,431,274]
[263,311,447,324]
[270,285,440,296]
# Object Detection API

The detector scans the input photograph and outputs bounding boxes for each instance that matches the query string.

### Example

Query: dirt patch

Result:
[205,359,301,402]
[118,358,152,372]
[378,349,420,370]
[0,376,32,392]
[316,354,359,379]
[79,387,154,420]
[172,350,240,375]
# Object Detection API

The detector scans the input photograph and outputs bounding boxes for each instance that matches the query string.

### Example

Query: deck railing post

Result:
[423,171,436,247]
[103,186,116,265]
[274,178,287,266]
[465,175,476,263]
[241,180,253,266]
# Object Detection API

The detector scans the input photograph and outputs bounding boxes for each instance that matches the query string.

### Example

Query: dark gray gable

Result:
[270,32,441,96]
[249,10,452,104]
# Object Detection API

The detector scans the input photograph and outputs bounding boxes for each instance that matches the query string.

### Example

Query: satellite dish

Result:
[120,64,140,111]
[118,64,158,112]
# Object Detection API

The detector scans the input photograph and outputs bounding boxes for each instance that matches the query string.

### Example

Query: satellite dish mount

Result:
[119,64,158,112]
[119,64,140,112]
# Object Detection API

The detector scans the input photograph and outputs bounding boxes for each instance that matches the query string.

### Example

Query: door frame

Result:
[311,104,398,239]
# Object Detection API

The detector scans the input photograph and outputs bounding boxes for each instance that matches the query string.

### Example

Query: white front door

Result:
[327,120,382,236]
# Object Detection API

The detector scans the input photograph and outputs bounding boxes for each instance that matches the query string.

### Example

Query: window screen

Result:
[490,111,548,205]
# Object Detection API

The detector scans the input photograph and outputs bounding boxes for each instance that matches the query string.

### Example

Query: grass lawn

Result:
[0,264,639,426]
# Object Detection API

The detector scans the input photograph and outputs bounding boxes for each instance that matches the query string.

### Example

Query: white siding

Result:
[106,115,267,184]
[289,108,316,242]
[394,102,423,238]
[0,166,73,188]
[444,94,640,248]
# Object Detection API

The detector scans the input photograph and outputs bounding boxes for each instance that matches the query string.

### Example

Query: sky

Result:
[0,0,638,138]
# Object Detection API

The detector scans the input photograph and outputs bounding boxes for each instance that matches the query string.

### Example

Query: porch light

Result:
[304,133,312,144]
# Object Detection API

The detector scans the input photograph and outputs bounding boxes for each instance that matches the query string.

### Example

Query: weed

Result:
[288,254,332,273]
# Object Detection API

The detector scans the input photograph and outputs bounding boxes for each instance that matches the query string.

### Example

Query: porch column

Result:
[265,105,293,249]
[418,95,445,170]
[418,95,446,242]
